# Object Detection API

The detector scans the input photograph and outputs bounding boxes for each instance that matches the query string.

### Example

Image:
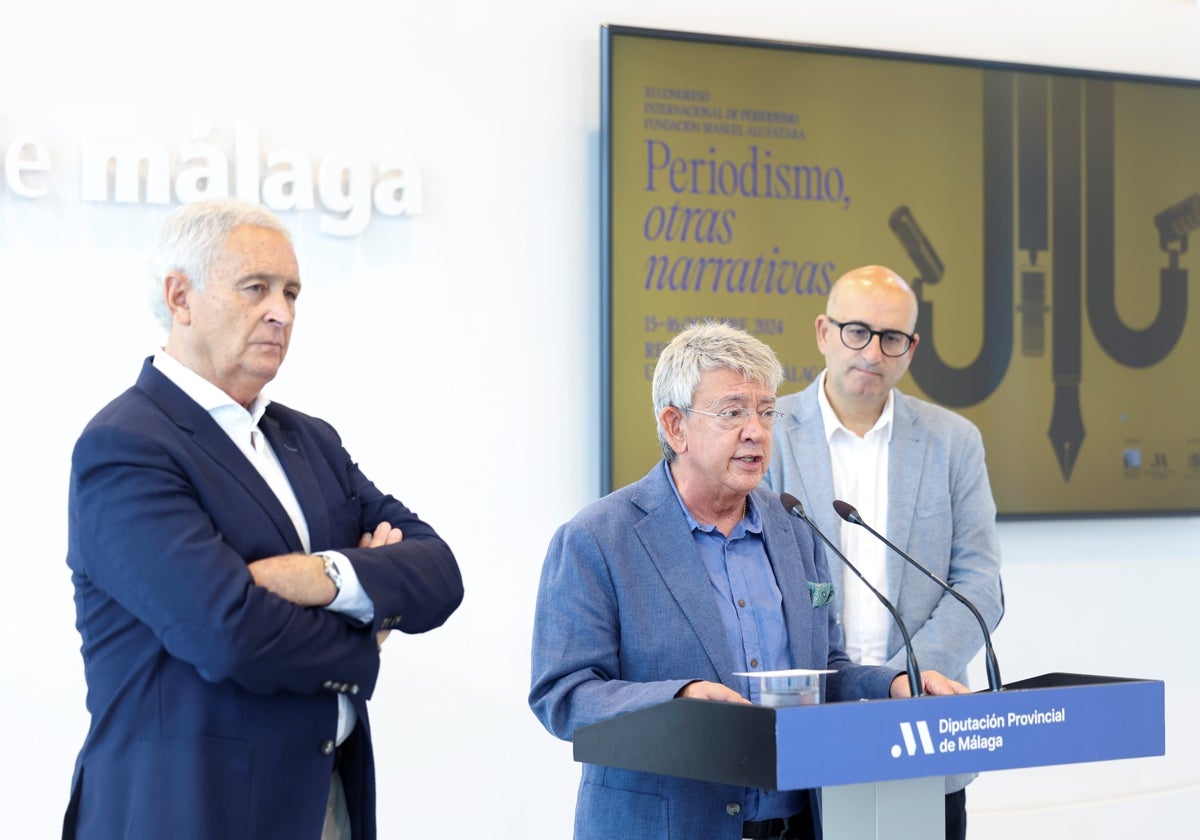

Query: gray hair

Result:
[651,320,784,461]
[148,199,292,329]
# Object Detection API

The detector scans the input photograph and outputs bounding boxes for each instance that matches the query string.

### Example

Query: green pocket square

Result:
[807,581,835,607]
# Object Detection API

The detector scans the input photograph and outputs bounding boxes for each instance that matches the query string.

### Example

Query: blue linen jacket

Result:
[530,462,898,840]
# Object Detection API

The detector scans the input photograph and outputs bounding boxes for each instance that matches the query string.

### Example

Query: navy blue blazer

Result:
[64,359,463,839]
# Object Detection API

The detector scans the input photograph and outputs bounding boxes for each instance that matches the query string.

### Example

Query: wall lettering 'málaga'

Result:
[2,122,421,238]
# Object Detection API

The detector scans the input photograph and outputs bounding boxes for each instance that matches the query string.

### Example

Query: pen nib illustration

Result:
[1048,382,1086,481]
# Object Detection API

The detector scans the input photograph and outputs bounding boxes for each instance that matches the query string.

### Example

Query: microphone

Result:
[832,499,1003,692]
[779,492,923,698]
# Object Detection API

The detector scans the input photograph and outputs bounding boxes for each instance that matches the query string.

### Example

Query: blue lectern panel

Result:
[774,675,1164,790]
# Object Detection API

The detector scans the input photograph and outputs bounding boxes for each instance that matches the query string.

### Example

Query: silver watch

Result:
[321,554,343,594]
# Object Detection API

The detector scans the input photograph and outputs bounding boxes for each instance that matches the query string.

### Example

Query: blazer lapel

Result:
[784,385,844,584]
[758,494,818,668]
[886,392,924,598]
[136,360,306,554]
[258,413,330,551]
[632,468,739,685]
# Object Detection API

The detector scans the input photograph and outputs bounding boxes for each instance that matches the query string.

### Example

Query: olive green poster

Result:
[603,26,1200,516]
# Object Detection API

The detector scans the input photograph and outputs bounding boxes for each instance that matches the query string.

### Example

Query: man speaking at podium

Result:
[530,321,965,840]
[763,265,1005,839]
[63,199,463,839]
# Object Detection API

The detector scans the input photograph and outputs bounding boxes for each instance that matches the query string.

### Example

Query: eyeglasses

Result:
[827,317,915,358]
[685,406,786,429]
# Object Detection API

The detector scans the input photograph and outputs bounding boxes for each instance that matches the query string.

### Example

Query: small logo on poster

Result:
[1148,452,1172,479]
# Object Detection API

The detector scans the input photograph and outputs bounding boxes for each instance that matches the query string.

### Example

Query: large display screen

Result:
[602,25,1200,516]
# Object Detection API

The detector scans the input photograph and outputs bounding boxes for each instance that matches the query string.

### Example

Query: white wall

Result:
[3,1,1198,836]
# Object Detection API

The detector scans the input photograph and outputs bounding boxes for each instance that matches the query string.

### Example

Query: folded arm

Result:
[248,523,403,648]
[70,424,382,696]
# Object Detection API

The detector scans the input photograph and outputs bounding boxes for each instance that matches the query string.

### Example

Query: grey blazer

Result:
[768,381,1003,681]
[765,378,1005,792]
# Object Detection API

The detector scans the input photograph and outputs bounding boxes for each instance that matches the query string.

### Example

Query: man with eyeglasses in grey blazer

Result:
[764,265,1005,840]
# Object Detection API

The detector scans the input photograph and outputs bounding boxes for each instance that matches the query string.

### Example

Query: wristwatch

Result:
[321,553,343,594]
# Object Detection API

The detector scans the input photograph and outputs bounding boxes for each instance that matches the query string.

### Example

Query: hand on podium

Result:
[890,670,970,698]
[676,680,752,704]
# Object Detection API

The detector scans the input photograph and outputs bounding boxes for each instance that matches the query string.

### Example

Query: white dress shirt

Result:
[816,371,893,665]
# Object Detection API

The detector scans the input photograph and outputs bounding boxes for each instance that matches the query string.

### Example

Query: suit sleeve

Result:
[528,520,692,741]
[70,423,382,697]
[327,455,463,635]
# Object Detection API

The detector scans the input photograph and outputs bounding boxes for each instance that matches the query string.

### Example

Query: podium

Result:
[573,673,1165,839]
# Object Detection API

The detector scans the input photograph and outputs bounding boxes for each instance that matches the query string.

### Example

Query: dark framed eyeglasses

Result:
[827,317,915,358]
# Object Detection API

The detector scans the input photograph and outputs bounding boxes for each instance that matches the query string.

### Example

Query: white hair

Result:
[651,321,784,461]
[148,199,292,329]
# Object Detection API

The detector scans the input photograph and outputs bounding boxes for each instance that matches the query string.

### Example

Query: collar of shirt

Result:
[153,350,271,446]
[660,460,763,536]
[815,369,895,444]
